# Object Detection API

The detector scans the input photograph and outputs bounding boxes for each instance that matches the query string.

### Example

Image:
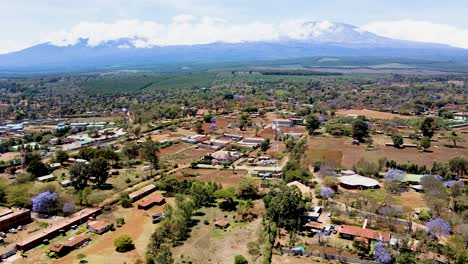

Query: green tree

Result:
[141,139,160,173]
[420,117,436,138]
[234,254,248,264]
[237,177,259,199]
[55,149,69,164]
[446,131,464,147]
[259,138,270,152]
[305,114,320,135]
[194,120,204,134]
[391,134,403,148]
[89,158,109,187]
[263,184,305,231]
[420,136,431,151]
[113,235,134,252]
[69,162,90,191]
[123,143,140,160]
[448,157,467,178]
[27,159,49,178]
[153,243,174,264]
[352,116,369,142]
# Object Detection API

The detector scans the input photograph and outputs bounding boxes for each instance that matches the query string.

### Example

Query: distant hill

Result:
[1,21,467,73]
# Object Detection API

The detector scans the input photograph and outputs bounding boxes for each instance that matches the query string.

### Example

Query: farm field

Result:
[176,168,250,188]
[335,109,412,120]
[304,133,468,168]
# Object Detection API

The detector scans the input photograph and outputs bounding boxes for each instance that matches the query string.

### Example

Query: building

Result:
[214,219,229,229]
[287,181,311,195]
[87,220,110,234]
[49,234,90,256]
[223,133,243,141]
[304,221,324,233]
[454,112,467,121]
[36,174,56,182]
[128,184,157,202]
[138,195,166,210]
[339,174,380,189]
[181,134,210,144]
[0,209,31,232]
[339,225,391,242]
[209,151,242,164]
[272,119,293,128]
[306,206,322,222]
[16,208,100,251]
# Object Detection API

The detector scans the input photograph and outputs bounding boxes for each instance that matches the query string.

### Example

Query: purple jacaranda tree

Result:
[422,174,444,182]
[425,218,451,238]
[320,187,335,199]
[32,191,58,217]
[318,115,325,123]
[63,202,74,215]
[373,241,392,264]
[445,180,464,188]
[384,169,406,183]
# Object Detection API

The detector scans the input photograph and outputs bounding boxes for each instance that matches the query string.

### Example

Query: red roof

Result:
[340,225,391,241]
[138,195,165,208]
[214,219,229,228]
[304,222,324,230]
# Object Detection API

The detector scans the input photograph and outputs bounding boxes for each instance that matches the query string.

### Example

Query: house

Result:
[272,119,292,128]
[128,184,156,201]
[306,206,322,222]
[0,209,32,232]
[87,220,110,234]
[209,151,242,164]
[36,174,56,182]
[304,222,324,233]
[60,180,71,187]
[339,174,379,189]
[453,112,467,121]
[181,134,210,144]
[214,219,229,229]
[339,225,391,242]
[49,234,90,256]
[138,195,166,210]
[223,133,243,141]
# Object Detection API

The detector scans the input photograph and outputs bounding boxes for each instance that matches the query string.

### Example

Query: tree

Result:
[120,193,132,208]
[396,252,416,264]
[141,139,160,172]
[114,235,134,252]
[420,117,436,138]
[69,162,90,191]
[123,143,140,160]
[27,159,49,178]
[391,134,403,148]
[421,175,448,216]
[237,177,259,199]
[352,116,369,142]
[88,158,109,187]
[448,157,467,178]
[234,254,248,264]
[263,184,305,231]
[384,169,406,194]
[32,191,58,217]
[259,138,270,152]
[63,202,74,215]
[320,187,334,199]
[305,114,320,135]
[194,121,203,134]
[373,241,392,264]
[425,218,451,238]
[419,136,431,151]
[55,150,69,164]
[446,131,464,147]
[153,243,174,264]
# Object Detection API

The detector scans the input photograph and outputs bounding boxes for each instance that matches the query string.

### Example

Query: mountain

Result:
[0,21,467,73]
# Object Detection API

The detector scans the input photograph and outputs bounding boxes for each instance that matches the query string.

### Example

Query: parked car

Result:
[17,225,23,231]
[152,213,165,223]
[0,232,7,238]
[8,228,17,234]
[332,230,338,234]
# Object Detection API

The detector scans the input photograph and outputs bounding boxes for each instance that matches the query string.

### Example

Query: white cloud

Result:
[363,19,468,49]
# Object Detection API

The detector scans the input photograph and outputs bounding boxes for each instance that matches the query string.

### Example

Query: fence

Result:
[278,248,376,263]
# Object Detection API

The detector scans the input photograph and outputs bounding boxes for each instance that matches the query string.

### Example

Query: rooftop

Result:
[339,174,379,187]
[340,225,391,241]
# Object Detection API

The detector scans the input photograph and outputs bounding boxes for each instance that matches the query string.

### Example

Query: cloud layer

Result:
[363,19,468,49]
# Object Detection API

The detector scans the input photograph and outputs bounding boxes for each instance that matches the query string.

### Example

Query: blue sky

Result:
[1,0,468,53]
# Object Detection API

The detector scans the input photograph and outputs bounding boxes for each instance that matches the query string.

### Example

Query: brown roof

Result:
[304,222,324,230]
[64,234,90,248]
[340,225,391,241]
[139,195,165,208]
[128,184,156,200]
[214,219,229,228]
[87,220,108,231]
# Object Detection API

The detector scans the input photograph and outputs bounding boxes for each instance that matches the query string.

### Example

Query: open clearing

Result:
[336,109,412,120]
[176,168,249,188]
[172,206,262,264]
[304,134,468,168]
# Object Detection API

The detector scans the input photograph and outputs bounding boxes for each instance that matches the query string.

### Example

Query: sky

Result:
[1,0,468,54]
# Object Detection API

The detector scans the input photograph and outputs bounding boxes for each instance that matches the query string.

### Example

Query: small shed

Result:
[87,220,110,235]
[37,175,56,182]
[214,219,229,229]
[138,195,166,210]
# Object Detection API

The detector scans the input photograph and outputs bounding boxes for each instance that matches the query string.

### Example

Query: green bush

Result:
[120,194,132,208]
[116,217,125,227]
[234,254,248,264]
[113,235,134,252]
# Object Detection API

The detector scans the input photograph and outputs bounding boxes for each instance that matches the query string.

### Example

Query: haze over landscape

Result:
[0,1,467,264]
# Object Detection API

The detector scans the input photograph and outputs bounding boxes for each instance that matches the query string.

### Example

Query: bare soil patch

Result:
[336,109,412,120]
[176,168,248,188]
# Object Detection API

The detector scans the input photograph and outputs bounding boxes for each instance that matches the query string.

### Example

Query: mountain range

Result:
[1,21,467,73]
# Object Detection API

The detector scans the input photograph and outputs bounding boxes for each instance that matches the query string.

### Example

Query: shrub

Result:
[120,194,132,208]
[116,217,125,227]
[114,235,134,252]
[204,219,209,225]
[234,254,248,264]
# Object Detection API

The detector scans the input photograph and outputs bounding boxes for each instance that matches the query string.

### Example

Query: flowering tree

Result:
[63,202,74,215]
[32,191,58,217]
[384,169,406,182]
[320,187,335,199]
[373,241,392,264]
[379,206,403,231]
[425,218,451,238]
